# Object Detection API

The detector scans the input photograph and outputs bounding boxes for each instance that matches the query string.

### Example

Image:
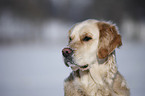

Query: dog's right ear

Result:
[97,22,122,59]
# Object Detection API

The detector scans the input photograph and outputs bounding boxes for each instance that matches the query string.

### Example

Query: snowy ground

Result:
[0,41,145,96]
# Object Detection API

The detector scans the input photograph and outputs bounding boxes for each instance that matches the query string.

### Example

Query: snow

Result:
[0,42,145,96]
[0,44,71,96]
[0,19,145,96]
[116,41,145,96]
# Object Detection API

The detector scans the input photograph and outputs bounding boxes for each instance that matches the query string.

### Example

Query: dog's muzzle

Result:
[62,48,89,71]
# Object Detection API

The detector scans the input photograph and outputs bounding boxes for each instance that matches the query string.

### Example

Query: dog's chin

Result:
[69,63,90,71]
[71,66,79,71]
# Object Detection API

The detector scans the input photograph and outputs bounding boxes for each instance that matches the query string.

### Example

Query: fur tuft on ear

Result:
[97,22,122,59]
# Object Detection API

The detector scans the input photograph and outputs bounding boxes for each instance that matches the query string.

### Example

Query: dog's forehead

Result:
[69,19,99,38]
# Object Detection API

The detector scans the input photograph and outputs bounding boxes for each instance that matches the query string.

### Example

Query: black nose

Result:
[62,48,73,57]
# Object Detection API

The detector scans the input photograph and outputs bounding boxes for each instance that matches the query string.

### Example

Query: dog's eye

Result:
[69,37,72,42]
[83,36,92,41]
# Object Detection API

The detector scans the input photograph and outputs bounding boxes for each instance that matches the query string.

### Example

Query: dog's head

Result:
[62,19,122,71]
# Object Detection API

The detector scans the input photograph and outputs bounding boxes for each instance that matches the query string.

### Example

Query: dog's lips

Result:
[79,64,88,69]
[70,63,90,71]
[63,55,90,71]
[79,64,90,71]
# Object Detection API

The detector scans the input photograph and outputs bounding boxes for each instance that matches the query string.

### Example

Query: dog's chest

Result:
[79,71,98,95]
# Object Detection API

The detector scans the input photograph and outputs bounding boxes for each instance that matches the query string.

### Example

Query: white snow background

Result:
[0,20,145,96]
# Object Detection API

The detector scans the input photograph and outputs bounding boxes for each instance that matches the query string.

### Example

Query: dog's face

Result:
[62,19,122,71]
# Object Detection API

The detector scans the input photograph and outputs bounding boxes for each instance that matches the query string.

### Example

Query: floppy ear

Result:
[97,22,122,59]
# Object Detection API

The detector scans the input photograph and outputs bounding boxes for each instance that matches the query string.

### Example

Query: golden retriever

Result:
[62,19,130,96]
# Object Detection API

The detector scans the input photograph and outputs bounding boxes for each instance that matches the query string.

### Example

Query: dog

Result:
[62,19,130,96]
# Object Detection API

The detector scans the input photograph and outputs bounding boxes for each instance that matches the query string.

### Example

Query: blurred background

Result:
[0,0,145,96]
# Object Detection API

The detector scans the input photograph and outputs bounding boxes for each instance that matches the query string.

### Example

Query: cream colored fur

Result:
[63,19,130,96]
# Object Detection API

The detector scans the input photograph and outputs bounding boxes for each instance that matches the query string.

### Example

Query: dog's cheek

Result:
[86,51,97,64]
[77,49,96,65]
[72,41,97,65]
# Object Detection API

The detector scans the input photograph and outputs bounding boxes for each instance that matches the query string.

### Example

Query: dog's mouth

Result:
[66,59,89,71]
[79,64,88,68]
[71,64,89,71]
[63,54,90,71]
[78,64,89,71]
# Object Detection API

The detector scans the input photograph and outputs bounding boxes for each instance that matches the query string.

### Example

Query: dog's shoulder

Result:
[113,71,130,96]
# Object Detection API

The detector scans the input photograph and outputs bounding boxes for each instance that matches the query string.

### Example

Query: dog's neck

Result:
[77,51,118,90]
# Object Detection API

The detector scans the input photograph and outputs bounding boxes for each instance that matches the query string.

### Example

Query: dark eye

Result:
[69,37,72,42]
[83,36,92,41]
